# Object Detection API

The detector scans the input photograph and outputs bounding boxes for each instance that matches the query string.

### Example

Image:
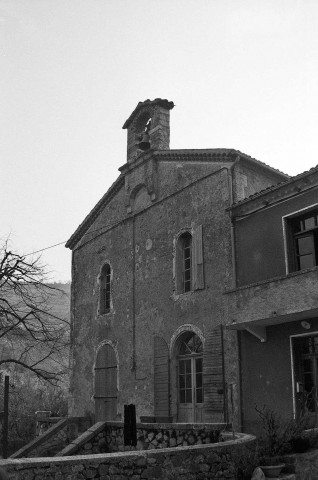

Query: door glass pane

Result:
[302,357,316,412]
[297,236,314,255]
[304,216,316,230]
[196,388,203,403]
[299,254,314,270]
[196,358,203,372]
[185,389,192,403]
[179,389,185,403]
[185,374,192,388]
[185,359,191,373]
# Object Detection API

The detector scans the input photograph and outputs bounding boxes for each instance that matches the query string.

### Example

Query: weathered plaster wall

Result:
[70,162,235,422]
[157,160,231,199]
[234,188,318,286]
[232,160,287,203]
[225,268,318,325]
[239,318,318,433]
[69,153,285,427]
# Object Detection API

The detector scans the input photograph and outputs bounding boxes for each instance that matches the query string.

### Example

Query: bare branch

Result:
[0,241,70,383]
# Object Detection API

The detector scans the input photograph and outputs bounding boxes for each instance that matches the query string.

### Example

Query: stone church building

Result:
[66,98,289,428]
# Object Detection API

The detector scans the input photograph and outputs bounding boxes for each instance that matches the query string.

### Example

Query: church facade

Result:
[66,99,289,428]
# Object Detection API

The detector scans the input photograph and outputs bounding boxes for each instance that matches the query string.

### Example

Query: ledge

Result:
[224,265,318,295]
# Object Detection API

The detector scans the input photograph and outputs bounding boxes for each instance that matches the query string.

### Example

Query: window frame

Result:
[177,333,204,406]
[175,230,193,295]
[283,204,318,274]
[99,263,112,315]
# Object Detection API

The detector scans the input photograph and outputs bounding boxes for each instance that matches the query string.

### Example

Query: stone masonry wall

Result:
[76,422,225,455]
[1,433,255,480]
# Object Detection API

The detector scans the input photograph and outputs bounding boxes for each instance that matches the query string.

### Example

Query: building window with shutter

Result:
[284,207,318,273]
[100,263,111,314]
[175,226,204,294]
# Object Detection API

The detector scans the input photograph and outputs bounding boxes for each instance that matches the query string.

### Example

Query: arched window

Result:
[175,225,204,294]
[100,263,111,314]
[176,232,192,294]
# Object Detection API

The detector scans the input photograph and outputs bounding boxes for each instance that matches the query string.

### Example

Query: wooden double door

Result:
[178,354,203,422]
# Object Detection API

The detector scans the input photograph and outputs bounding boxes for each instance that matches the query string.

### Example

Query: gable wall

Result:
[233,161,287,203]
[69,162,236,421]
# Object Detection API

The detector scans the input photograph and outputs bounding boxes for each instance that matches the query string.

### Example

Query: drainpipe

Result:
[226,162,237,289]
[225,158,241,429]
[131,214,146,381]
[131,214,136,373]
[221,324,228,424]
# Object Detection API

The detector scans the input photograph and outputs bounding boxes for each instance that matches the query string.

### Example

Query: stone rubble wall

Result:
[0,433,255,480]
[75,422,226,455]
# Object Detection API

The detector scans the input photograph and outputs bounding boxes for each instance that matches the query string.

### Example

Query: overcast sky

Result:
[2,0,318,282]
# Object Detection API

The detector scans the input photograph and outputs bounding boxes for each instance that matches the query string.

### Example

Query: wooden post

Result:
[3,376,9,459]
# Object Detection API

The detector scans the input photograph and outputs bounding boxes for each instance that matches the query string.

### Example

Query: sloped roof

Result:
[157,148,289,177]
[231,164,318,209]
[65,175,125,250]
[122,98,174,129]
[66,148,288,250]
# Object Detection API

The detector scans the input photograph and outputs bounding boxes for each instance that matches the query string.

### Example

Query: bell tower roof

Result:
[122,98,174,129]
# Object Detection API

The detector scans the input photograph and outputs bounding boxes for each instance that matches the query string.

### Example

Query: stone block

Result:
[85,468,97,478]
[98,464,109,476]
[136,457,147,467]
[199,463,210,473]
[141,466,163,478]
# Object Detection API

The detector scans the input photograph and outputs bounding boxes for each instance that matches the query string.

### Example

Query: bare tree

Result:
[0,240,69,383]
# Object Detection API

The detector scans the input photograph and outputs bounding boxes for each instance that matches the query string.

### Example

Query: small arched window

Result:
[100,263,111,314]
[176,232,192,294]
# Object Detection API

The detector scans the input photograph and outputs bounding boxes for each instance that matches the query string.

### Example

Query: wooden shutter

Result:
[154,336,170,418]
[193,224,204,290]
[203,326,224,419]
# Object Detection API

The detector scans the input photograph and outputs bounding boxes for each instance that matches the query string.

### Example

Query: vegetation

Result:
[234,405,318,479]
[0,241,70,382]
[0,240,71,454]
[0,374,68,454]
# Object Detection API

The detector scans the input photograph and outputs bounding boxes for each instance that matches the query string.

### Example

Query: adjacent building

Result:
[226,165,318,431]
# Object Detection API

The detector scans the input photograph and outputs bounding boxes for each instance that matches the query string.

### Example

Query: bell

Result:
[138,132,150,151]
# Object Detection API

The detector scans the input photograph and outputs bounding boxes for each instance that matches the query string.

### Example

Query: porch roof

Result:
[228,307,318,343]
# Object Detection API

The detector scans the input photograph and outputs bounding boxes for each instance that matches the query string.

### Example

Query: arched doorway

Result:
[94,343,118,421]
[177,332,204,422]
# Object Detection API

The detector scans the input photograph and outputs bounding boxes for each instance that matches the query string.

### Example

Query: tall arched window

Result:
[174,225,204,294]
[176,232,192,294]
[100,263,111,314]
[177,332,203,422]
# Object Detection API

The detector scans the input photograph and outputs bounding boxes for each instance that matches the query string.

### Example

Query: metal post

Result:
[3,376,9,459]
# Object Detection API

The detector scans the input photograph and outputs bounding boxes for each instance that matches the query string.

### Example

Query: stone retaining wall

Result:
[0,433,255,480]
[75,422,226,455]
